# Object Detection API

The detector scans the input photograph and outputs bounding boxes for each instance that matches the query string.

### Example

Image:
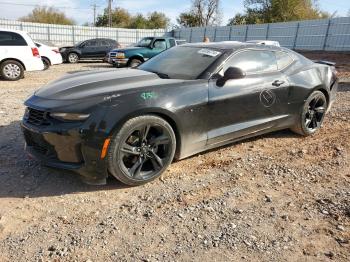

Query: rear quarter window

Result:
[276,51,294,70]
[0,31,27,46]
[169,39,176,47]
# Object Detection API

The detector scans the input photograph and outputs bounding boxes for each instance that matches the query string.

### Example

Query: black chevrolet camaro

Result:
[22,42,338,185]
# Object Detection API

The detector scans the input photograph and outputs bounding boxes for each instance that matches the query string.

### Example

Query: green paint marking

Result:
[141,92,158,100]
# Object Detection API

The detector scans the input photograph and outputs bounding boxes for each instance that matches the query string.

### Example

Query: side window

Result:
[0,31,27,46]
[85,40,97,47]
[169,39,176,47]
[224,50,278,74]
[100,40,109,46]
[153,39,166,50]
[275,51,293,70]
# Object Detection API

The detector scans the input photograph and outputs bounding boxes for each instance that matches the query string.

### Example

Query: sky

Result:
[0,0,348,26]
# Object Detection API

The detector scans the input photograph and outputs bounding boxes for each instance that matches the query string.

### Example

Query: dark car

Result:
[22,42,338,186]
[60,38,120,63]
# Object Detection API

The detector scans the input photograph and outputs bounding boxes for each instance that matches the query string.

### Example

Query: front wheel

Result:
[107,115,176,186]
[291,90,327,136]
[128,58,142,68]
[67,52,79,63]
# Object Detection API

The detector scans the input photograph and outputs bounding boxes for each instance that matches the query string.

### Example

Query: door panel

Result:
[80,41,98,58]
[207,72,289,145]
[148,39,167,58]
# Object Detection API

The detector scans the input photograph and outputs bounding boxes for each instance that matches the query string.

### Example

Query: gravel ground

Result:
[0,55,349,261]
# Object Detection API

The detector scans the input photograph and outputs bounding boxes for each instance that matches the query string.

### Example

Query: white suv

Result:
[0,29,44,81]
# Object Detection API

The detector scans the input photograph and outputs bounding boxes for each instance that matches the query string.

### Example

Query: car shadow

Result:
[0,120,304,199]
[82,64,114,69]
[339,82,350,92]
[0,120,131,199]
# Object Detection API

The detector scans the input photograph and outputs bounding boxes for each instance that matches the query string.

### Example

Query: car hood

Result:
[59,46,74,49]
[34,68,185,100]
[110,46,147,53]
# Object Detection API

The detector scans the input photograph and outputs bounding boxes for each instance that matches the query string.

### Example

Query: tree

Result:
[20,6,75,25]
[227,13,248,25]
[227,0,329,25]
[147,12,170,29]
[96,7,132,27]
[177,0,221,27]
[177,12,201,27]
[129,14,149,29]
[96,8,169,29]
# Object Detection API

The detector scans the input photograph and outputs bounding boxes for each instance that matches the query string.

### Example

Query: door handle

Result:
[272,80,285,87]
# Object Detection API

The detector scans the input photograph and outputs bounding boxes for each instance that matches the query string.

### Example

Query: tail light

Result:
[31,47,40,57]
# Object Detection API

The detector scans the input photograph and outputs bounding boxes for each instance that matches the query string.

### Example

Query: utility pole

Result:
[91,3,99,27]
[108,0,113,27]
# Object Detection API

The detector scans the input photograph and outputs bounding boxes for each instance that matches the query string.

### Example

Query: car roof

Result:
[181,41,282,52]
[86,38,116,41]
[0,28,27,35]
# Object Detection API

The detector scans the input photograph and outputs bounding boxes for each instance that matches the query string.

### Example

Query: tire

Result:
[291,90,327,136]
[128,58,142,68]
[41,57,50,70]
[107,115,176,186]
[0,60,24,81]
[67,52,79,63]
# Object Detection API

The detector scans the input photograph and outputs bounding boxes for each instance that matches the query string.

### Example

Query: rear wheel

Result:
[107,115,176,186]
[128,58,142,68]
[291,91,327,136]
[0,60,24,81]
[41,57,50,70]
[67,52,79,63]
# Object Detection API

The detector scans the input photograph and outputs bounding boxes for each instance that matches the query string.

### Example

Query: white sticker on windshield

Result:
[198,49,221,57]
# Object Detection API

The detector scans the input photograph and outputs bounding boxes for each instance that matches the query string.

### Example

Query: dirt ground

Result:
[0,53,349,262]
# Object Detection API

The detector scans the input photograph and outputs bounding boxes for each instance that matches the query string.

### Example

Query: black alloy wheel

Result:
[108,115,176,186]
[292,91,327,136]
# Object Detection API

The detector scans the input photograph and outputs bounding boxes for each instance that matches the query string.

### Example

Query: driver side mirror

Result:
[216,67,245,87]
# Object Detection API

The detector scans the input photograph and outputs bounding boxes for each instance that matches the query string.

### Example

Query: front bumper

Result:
[108,58,128,67]
[21,121,109,183]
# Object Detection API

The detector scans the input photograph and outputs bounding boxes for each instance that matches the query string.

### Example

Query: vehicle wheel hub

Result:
[119,124,171,180]
[304,95,326,132]
[3,64,20,78]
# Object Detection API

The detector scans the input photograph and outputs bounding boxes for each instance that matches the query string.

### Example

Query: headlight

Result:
[60,48,66,52]
[24,107,29,119]
[116,52,125,59]
[50,112,90,121]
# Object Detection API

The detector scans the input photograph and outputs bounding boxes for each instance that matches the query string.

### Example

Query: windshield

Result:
[75,41,85,47]
[135,37,153,47]
[138,46,223,80]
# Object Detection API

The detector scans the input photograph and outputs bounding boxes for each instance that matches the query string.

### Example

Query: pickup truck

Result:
[107,37,182,67]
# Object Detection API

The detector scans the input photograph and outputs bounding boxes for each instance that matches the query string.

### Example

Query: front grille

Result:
[27,108,51,126]
[23,129,57,159]
[109,52,116,58]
